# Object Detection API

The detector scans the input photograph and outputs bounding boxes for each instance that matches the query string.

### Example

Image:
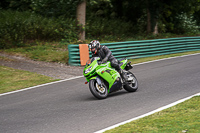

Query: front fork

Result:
[87,75,102,87]
[95,76,103,87]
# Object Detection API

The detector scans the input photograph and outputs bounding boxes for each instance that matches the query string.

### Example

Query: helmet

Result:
[89,40,100,54]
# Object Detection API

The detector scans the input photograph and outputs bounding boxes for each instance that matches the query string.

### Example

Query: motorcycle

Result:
[83,57,138,99]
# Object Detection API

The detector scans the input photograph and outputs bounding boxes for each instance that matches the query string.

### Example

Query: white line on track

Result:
[0,76,83,97]
[132,53,200,66]
[95,92,200,133]
[0,53,200,97]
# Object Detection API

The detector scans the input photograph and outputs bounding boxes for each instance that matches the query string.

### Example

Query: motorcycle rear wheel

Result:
[123,71,138,92]
[89,79,108,99]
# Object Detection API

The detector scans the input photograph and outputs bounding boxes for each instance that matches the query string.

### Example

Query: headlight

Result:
[84,66,92,74]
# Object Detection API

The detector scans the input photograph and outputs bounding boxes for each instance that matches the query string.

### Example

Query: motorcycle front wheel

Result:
[123,71,138,92]
[89,79,108,99]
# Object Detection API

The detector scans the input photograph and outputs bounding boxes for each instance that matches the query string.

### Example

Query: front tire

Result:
[89,79,108,99]
[123,71,138,92]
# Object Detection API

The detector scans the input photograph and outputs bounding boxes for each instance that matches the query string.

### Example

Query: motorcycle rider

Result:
[89,40,128,82]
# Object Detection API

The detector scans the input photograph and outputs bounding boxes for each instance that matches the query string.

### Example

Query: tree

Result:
[77,0,86,41]
[0,0,10,9]
[145,0,200,34]
[146,0,163,35]
[159,0,200,33]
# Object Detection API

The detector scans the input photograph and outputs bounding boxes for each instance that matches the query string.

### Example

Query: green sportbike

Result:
[83,57,138,99]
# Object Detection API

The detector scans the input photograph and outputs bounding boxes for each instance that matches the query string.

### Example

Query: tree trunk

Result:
[76,0,86,41]
[153,21,158,35]
[146,0,159,35]
[147,8,151,34]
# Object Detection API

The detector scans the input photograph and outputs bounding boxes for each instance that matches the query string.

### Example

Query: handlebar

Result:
[98,61,107,65]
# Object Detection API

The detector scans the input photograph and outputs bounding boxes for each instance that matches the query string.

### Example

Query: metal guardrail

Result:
[68,36,200,66]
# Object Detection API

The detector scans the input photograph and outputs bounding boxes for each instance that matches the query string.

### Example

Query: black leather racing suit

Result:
[92,45,121,72]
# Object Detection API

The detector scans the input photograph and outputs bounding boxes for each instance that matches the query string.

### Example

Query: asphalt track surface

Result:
[0,54,200,133]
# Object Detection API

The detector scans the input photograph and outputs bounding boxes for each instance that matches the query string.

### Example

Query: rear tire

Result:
[89,79,108,99]
[123,71,138,92]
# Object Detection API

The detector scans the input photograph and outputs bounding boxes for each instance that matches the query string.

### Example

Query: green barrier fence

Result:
[68,36,200,66]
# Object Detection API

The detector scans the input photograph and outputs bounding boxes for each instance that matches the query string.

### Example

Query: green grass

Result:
[0,66,57,94]
[1,42,69,64]
[2,42,200,66]
[129,50,200,64]
[105,96,200,133]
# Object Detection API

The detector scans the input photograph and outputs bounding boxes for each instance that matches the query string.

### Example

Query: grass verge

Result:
[0,66,57,94]
[129,51,200,64]
[104,96,200,133]
[1,42,69,64]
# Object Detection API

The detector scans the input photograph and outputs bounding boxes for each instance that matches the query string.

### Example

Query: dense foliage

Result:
[0,10,78,48]
[0,0,81,17]
[0,0,200,49]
